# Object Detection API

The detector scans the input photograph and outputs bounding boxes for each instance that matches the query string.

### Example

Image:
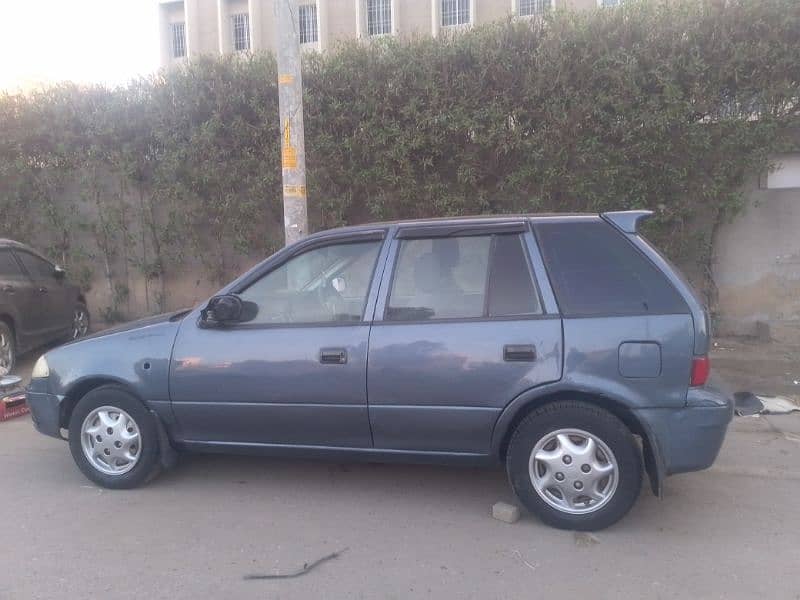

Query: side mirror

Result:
[201,294,243,326]
[53,265,66,280]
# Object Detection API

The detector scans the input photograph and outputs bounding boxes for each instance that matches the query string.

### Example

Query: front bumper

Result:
[26,390,64,439]
[635,380,734,476]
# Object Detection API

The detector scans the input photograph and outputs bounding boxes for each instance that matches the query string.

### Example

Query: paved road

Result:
[1,399,799,599]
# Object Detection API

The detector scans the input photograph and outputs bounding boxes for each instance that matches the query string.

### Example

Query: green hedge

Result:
[0,0,798,317]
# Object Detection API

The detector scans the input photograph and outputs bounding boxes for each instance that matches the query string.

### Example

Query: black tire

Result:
[68,385,160,489]
[0,321,16,376]
[506,400,642,531]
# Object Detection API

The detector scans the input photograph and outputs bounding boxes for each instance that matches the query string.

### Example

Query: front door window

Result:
[238,241,382,324]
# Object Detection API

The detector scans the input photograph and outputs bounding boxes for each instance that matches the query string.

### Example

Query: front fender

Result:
[42,316,182,425]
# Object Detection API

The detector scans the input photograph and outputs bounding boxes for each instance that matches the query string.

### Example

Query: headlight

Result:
[31,355,50,379]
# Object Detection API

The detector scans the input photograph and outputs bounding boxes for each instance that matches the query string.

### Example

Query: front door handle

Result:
[38,286,48,294]
[320,348,347,364]
[504,344,537,362]
[1,285,14,295]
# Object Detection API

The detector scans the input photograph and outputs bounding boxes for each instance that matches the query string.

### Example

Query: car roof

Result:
[0,238,35,251]
[304,212,604,239]
[0,239,53,262]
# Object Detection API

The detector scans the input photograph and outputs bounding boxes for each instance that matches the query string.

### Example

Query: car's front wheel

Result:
[506,401,642,531]
[0,321,15,377]
[68,385,160,489]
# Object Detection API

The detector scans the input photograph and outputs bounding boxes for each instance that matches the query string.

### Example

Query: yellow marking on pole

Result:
[278,73,295,85]
[282,147,298,169]
[282,119,298,169]
[283,185,307,198]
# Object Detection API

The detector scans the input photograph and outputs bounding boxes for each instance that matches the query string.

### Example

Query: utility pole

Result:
[275,0,309,246]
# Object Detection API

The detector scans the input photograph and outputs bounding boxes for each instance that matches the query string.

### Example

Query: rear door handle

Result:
[1,285,14,294]
[504,344,537,362]
[320,348,347,364]
[38,286,48,294]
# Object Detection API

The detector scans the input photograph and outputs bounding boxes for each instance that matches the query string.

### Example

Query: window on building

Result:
[171,22,186,58]
[519,0,552,16]
[232,13,250,51]
[367,0,392,36]
[299,4,319,45]
[441,0,470,27]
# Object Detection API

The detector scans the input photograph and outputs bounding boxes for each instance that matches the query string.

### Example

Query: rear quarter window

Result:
[534,221,688,317]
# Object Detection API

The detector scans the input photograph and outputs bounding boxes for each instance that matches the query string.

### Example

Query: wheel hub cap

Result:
[528,428,618,515]
[80,407,141,475]
[73,309,88,339]
[0,332,11,376]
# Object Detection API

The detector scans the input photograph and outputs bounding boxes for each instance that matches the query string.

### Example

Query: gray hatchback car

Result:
[27,211,732,530]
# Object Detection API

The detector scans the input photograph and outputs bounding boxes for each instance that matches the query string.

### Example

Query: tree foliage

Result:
[0,0,798,319]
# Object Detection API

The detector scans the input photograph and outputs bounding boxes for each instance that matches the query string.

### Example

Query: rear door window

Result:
[386,233,541,321]
[533,221,688,316]
[16,252,56,280]
[0,250,22,277]
[487,234,540,317]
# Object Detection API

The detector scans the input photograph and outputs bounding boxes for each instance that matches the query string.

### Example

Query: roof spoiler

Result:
[601,210,654,234]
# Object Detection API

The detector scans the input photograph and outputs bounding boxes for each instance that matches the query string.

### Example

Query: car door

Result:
[0,248,43,347]
[169,230,389,448]
[14,250,70,337]
[367,222,563,455]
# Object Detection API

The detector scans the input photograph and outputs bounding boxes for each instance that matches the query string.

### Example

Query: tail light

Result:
[690,356,710,387]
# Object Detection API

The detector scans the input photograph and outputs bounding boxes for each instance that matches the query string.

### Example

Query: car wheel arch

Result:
[60,378,175,470]
[492,388,663,497]
[59,377,136,430]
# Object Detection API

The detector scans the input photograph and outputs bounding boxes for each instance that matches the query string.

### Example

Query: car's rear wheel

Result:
[68,385,160,489]
[71,303,90,339]
[0,322,15,377]
[506,400,642,531]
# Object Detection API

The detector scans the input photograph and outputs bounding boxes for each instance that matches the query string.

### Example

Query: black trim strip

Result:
[395,222,526,239]
[232,229,387,295]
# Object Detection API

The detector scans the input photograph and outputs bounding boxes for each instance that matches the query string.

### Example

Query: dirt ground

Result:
[1,338,799,599]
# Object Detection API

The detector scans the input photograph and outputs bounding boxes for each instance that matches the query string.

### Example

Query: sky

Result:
[0,0,161,92]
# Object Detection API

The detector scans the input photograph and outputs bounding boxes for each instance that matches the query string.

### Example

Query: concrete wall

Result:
[478,0,511,23]
[713,163,800,341]
[327,0,358,45]
[395,0,431,37]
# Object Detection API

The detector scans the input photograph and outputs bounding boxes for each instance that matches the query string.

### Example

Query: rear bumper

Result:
[26,390,63,439]
[635,381,733,476]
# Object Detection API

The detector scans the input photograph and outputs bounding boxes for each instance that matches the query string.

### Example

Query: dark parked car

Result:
[26,211,732,530]
[0,240,89,376]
